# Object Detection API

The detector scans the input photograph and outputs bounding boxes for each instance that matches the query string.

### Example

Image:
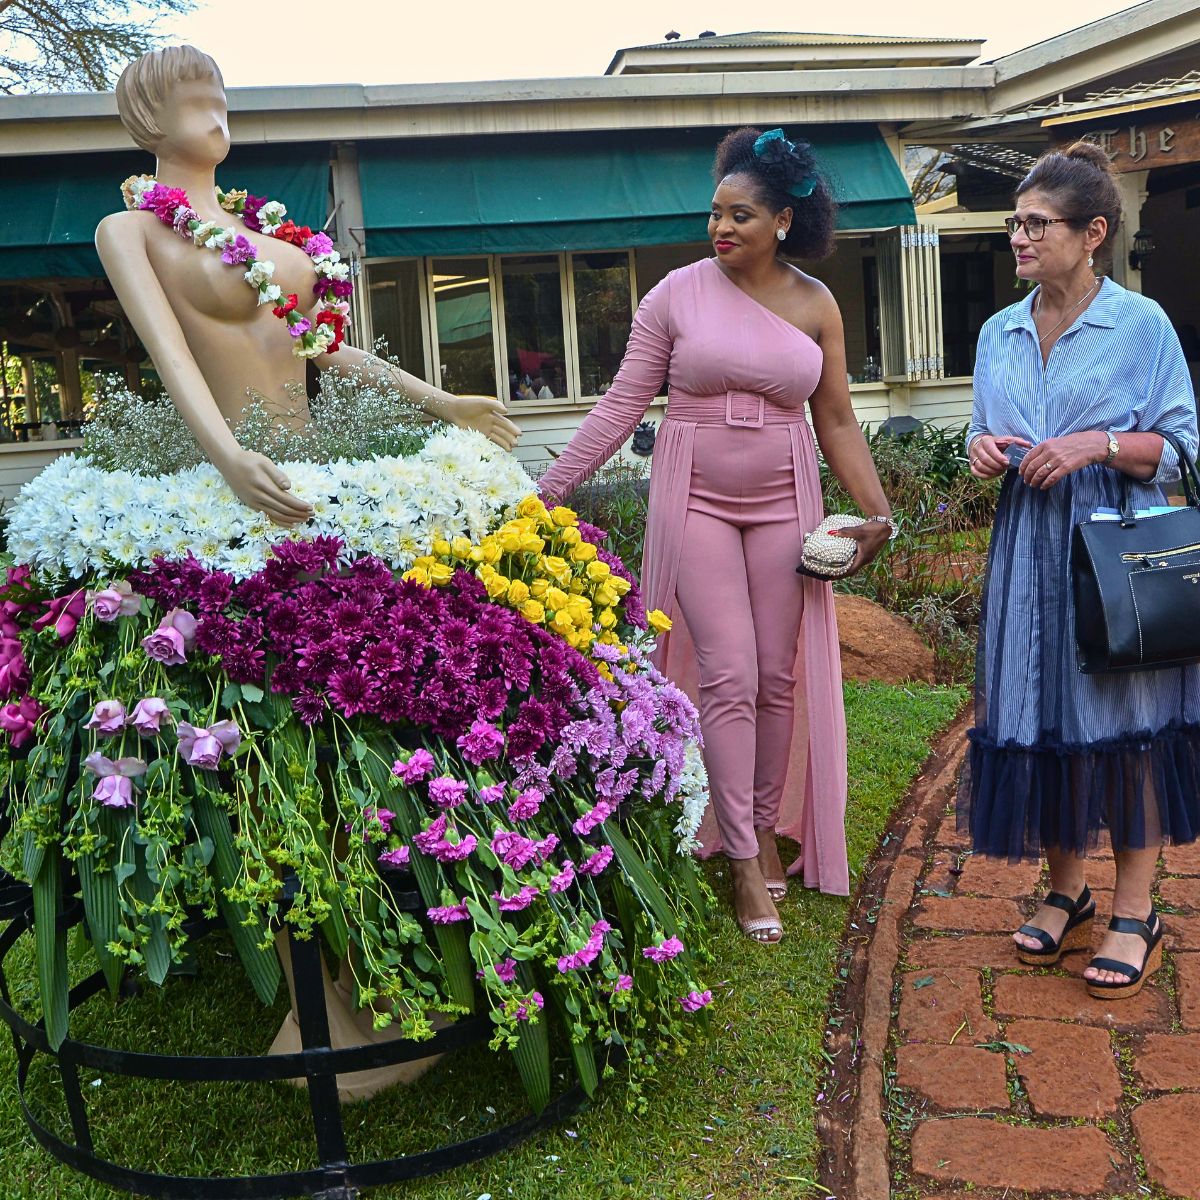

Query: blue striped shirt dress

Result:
[958,277,1200,859]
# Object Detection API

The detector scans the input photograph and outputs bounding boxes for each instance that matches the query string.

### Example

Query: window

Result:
[500,256,567,402]
[366,259,428,380]
[430,258,497,396]
[571,253,632,398]
[939,237,1000,378]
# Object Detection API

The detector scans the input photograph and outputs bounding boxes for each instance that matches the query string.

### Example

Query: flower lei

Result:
[120,174,352,359]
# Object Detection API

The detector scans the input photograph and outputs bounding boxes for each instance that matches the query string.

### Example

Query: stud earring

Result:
[776,229,787,242]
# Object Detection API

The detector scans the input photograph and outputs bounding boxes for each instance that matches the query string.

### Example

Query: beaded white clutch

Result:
[797,514,861,579]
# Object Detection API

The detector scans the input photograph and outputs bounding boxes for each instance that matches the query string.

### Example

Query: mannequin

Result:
[98,45,519,528]
[99,45,516,1097]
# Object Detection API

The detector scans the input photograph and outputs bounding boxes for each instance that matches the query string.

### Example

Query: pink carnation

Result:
[642,936,685,963]
[478,783,506,804]
[378,845,410,868]
[393,748,434,784]
[506,788,543,822]
[429,776,469,809]
[493,884,540,912]
[679,989,713,1013]
[579,845,614,876]
[456,718,504,764]
[427,901,470,924]
[548,859,576,894]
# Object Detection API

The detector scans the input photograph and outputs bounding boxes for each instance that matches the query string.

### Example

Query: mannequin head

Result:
[116,46,228,163]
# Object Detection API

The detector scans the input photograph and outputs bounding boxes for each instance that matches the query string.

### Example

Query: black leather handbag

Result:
[1072,431,1200,673]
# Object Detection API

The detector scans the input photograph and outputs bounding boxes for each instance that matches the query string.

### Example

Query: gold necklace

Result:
[1035,278,1099,344]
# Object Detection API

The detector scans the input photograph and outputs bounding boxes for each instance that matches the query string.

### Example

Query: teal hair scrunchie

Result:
[753,127,817,200]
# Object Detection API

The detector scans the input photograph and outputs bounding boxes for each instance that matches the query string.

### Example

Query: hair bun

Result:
[1064,139,1117,176]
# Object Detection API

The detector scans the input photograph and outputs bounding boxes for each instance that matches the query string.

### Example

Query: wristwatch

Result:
[1104,431,1120,465]
[865,515,900,541]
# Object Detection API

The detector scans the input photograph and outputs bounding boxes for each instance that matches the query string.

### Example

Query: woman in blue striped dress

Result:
[960,140,1200,999]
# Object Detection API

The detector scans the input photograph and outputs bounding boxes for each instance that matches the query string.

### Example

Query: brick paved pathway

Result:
[893,803,1200,1198]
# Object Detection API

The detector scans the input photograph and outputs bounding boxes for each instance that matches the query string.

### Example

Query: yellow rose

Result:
[518,495,549,521]
[429,562,455,586]
[497,529,522,554]
[585,559,611,581]
[593,584,618,608]
[468,546,485,563]
[484,572,511,600]
[551,610,574,633]
[647,609,673,634]
[431,538,451,558]
[569,578,586,595]
[597,606,618,629]
[530,578,550,599]
[450,536,473,559]
[569,542,598,563]
[557,526,582,546]
[598,631,619,646]
[521,599,546,624]
[518,534,546,555]
[507,579,530,605]
[403,566,432,587]
[565,597,592,625]
[545,586,570,611]
[541,555,572,584]
[598,662,614,682]
[550,505,578,528]
[608,575,632,597]
[480,541,502,564]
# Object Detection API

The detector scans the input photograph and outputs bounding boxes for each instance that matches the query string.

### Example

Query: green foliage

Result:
[567,460,651,573]
[822,423,998,682]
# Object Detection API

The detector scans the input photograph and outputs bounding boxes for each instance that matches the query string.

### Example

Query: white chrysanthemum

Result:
[5,443,534,581]
[674,740,710,855]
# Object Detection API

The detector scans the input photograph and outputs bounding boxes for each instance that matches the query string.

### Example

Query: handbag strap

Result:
[1118,429,1200,525]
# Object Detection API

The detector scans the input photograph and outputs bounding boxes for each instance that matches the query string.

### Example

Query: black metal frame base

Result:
[0,889,590,1199]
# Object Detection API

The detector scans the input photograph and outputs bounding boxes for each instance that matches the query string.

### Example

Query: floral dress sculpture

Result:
[0,44,712,1114]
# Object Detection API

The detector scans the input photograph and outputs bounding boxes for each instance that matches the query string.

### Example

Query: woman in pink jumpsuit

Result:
[540,128,894,942]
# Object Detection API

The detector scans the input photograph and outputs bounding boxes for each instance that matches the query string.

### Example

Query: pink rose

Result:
[33,589,86,641]
[176,719,241,770]
[0,695,42,748]
[88,582,142,622]
[142,608,197,666]
[127,697,172,737]
[82,750,147,808]
[85,699,127,736]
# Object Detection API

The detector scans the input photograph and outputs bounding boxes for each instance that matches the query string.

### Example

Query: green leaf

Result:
[32,846,69,1050]
[604,825,677,934]
[510,1010,551,1113]
[220,682,242,709]
[190,784,280,1005]
[77,811,125,996]
[239,683,264,703]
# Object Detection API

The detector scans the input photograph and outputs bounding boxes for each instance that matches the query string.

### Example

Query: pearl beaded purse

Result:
[797,514,862,579]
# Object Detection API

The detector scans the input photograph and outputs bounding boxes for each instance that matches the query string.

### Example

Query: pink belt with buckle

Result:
[665,389,806,427]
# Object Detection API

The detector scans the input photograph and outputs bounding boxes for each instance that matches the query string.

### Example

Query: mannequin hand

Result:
[969,434,1032,479]
[833,520,893,574]
[445,394,522,452]
[1019,432,1108,490]
[216,448,314,528]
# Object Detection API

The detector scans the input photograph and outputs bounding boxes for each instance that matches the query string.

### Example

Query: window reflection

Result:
[431,258,496,396]
[573,253,632,397]
[502,255,566,402]
[367,259,427,380]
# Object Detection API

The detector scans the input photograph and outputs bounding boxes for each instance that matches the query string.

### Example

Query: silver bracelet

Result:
[865,514,899,541]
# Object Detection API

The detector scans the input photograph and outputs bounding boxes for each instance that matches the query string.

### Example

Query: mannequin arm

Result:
[316,344,520,453]
[95,212,313,526]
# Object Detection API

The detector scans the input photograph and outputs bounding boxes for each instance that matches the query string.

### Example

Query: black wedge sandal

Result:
[1014,885,1095,966]
[1085,909,1164,999]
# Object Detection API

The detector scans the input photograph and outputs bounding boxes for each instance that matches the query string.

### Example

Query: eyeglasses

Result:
[1004,215,1070,241]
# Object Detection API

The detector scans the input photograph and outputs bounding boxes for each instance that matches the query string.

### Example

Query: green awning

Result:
[0,144,331,281]
[361,126,914,258]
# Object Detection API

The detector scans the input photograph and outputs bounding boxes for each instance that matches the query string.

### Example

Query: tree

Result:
[0,0,193,95]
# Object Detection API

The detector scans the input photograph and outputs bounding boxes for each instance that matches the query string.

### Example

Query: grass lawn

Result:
[0,680,966,1200]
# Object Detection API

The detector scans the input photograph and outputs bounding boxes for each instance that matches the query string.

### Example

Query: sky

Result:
[149,0,1143,88]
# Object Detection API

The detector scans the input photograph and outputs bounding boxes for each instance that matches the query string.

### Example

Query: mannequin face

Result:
[154,69,230,167]
[708,174,790,270]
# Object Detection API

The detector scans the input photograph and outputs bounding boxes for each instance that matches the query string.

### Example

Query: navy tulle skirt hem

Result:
[960,721,1200,861]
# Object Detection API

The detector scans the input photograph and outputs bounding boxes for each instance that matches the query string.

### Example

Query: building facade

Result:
[0,1,1197,493]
